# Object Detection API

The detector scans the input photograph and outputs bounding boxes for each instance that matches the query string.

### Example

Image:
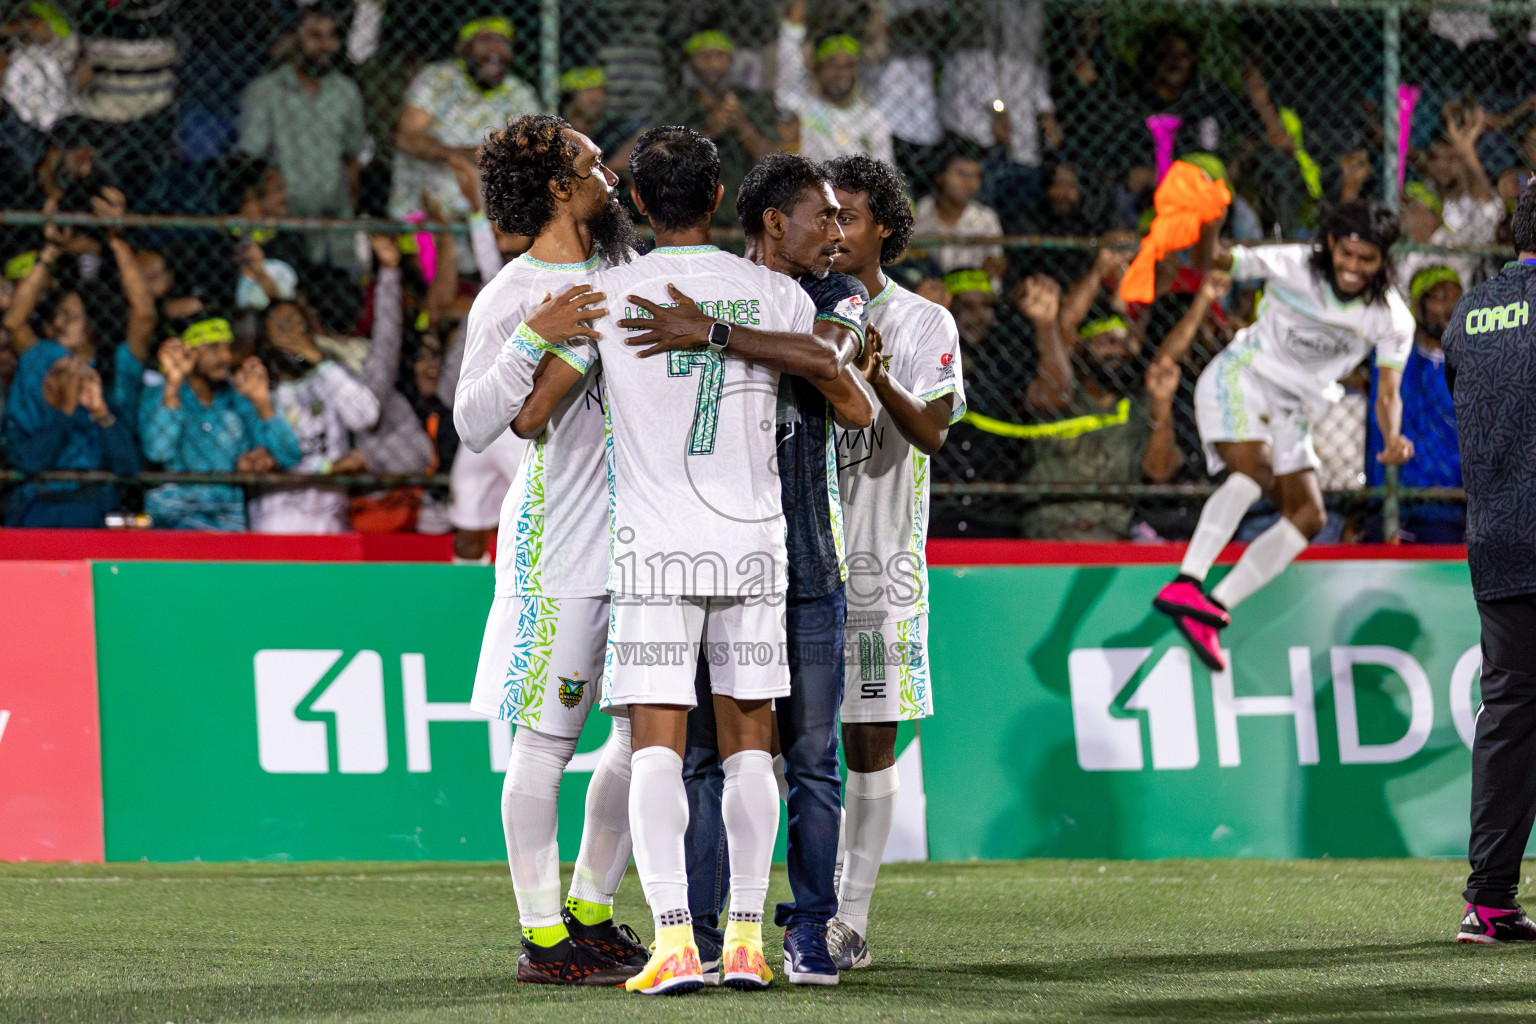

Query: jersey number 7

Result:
[668,349,724,455]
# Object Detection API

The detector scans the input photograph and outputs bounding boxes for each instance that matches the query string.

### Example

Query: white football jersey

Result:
[836,279,966,627]
[587,245,817,597]
[1227,244,1414,414]
[454,252,610,597]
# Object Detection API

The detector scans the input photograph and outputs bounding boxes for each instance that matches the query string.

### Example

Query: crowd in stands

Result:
[0,0,1511,542]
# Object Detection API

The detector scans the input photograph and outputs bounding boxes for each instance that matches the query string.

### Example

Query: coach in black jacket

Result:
[1444,181,1536,943]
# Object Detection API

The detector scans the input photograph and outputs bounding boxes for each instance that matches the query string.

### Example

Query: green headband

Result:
[182,318,234,349]
[1409,265,1461,307]
[459,16,513,43]
[685,29,734,55]
[943,269,992,296]
[1403,180,1443,217]
[1081,315,1131,339]
[815,34,861,61]
[4,251,38,280]
[1178,151,1227,183]
[28,1,70,38]
[560,66,606,92]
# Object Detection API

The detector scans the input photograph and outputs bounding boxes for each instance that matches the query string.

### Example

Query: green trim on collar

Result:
[517,252,600,272]
[650,245,720,256]
[869,277,898,308]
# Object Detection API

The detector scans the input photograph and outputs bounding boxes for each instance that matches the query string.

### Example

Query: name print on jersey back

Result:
[592,247,818,599]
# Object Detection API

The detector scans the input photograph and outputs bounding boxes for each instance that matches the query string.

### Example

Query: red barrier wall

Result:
[0,561,104,861]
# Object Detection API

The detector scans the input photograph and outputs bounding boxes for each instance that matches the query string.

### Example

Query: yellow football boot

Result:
[721,919,773,990]
[625,924,705,995]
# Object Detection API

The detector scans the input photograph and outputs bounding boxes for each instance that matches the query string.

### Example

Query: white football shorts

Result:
[469,593,608,739]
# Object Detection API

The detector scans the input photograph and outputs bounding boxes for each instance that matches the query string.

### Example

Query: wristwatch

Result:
[705,320,732,354]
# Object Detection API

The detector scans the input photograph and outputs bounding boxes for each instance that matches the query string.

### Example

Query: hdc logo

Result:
[1068,645,1483,771]
[254,649,507,775]
[253,650,614,775]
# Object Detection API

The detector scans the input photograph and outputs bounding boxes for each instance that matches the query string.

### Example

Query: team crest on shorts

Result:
[557,672,587,708]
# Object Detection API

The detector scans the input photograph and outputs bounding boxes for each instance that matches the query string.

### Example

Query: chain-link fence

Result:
[0,0,1510,540]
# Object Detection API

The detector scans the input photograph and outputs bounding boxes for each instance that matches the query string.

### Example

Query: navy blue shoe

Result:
[782,923,839,985]
[694,927,723,985]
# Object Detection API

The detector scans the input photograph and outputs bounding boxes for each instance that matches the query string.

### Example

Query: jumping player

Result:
[1154,202,1416,669]
[457,113,647,985]
[824,154,965,969]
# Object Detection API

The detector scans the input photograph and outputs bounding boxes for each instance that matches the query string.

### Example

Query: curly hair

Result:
[1308,200,1400,306]
[737,151,826,239]
[479,114,579,237]
[823,154,914,266]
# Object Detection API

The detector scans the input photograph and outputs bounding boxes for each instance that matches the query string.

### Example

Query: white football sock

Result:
[629,744,691,931]
[569,717,633,906]
[832,807,847,896]
[502,728,578,929]
[1210,516,1310,611]
[1179,473,1263,583]
[722,749,778,923]
[837,766,899,936]
[772,752,790,803]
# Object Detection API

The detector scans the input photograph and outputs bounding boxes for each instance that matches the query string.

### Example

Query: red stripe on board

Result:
[0,530,458,562]
[924,539,1468,567]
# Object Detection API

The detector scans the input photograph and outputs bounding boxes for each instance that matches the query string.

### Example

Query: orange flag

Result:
[1119,161,1231,304]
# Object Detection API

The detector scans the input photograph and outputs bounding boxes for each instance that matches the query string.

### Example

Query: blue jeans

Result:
[683,586,847,943]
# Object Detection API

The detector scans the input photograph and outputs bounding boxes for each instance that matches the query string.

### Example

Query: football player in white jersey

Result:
[823,155,965,969]
[457,113,649,986]
[511,126,869,994]
[1154,201,1416,669]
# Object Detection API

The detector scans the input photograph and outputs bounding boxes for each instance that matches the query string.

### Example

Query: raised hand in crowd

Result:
[159,338,196,388]
[1013,273,1062,328]
[1339,148,1371,204]
[42,353,85,416]
[231,355,274,415]
[76,365,112,425]
[1145,356,1181,405]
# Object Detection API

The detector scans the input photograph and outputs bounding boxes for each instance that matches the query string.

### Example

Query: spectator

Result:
[245,296,381,534]
[1023,159,1099,237]
[654,30,779,226]
[236,4,366,267]
[940,0,1061,231]
[389,16,542,226]
[866,4,945,187]
[0,191,153,526]
[1422,103,1503,249]
[559,66,639,167]
[912,145,1005,277]
[224,155,307,313]
[140,318,299,529]
[74,0,178,205]
[0,1,82,197]
[775,4,893,164]
[1496,120,1536,213]
[931,268,1036,537]
[1368,264,1465,543]
[1018,271,1168,541]
[346,236,436,530]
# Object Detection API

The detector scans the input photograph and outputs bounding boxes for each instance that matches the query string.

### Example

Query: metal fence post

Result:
[1381,0,1403,542]
[539,0,560,112]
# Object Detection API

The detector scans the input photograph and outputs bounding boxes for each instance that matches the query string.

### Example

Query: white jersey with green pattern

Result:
[584,245,817,597]
[457,252,611,598]
[835,279,966,627]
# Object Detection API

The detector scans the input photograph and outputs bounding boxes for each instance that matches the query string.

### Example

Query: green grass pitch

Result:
[5,859,1536,1022]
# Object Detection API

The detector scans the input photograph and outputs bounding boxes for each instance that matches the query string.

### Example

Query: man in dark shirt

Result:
[1443,182,1536,944]
[652,30,781,227]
